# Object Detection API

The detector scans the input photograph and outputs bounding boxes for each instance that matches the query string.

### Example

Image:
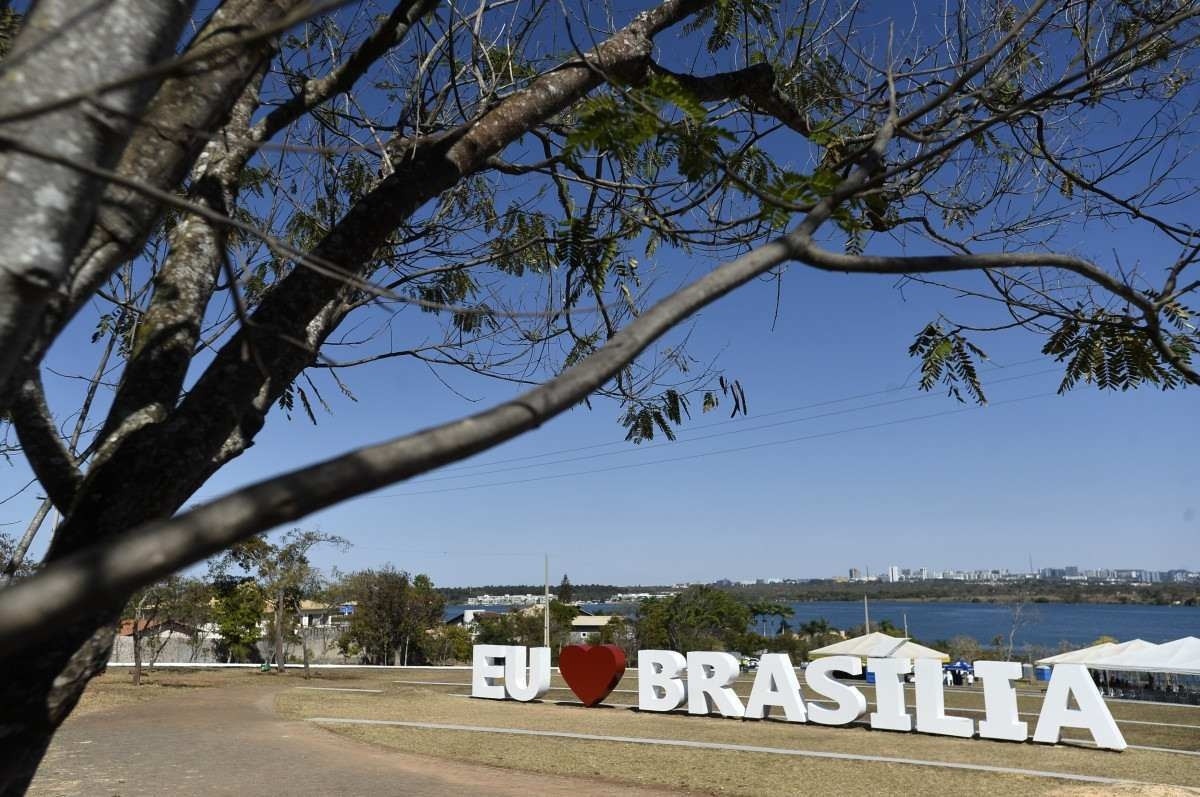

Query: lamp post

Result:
[543,553,550,649]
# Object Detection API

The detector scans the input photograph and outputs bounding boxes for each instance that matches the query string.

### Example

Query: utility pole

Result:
[543,553,550,649]
[863,594,870,633]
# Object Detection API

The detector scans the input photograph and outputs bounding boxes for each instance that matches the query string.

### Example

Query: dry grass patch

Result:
[278,687,1200,794]
[70,667,391,717]
[393,675,1200,752]
[323,723,1071,796]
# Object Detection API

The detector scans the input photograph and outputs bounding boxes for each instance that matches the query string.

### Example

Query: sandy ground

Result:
[27,677,685,796]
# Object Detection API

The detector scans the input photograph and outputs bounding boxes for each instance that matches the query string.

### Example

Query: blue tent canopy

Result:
[945,659,974,672]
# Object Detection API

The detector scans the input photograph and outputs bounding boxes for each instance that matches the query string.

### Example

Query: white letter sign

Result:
[974,661,1028,742]
[470,646,1127,753]
[1033,664,1126,751]
[744,653,807,722]
[471,645,550,701]
[687,651,745,718]
[867,657,912,732]
[637,650,687,712]
[471,644,508,700]
[804,656,868,726]
[504,646,551,701]
[914,659,973,738]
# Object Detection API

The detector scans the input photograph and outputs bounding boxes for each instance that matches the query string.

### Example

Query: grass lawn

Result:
[275,678,1200,796]
[385,669,1200,751]
[71,667,1198,795]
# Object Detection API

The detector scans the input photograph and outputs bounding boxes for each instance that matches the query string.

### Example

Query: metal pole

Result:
[903,612,909,638]
[863,594,870,633]
[543,553,550,649]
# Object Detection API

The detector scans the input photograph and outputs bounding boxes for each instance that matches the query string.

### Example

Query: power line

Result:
[404,366,1060,485]
[372,392,1053,498]
[432,358,1054,476]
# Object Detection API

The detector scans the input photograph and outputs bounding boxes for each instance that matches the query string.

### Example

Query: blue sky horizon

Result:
[1,1,1196,588]
[6,259,1194,588]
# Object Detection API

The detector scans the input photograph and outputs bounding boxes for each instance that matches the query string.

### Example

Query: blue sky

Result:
[1,1,1197,586]
[9,253,1194,586]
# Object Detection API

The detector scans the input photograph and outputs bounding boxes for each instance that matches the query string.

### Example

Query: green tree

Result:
[473,613,518,646]
[121,576,210,685]
[557,575,575,605]
[635,586,751,653]
[549,600,581,655]
[212,529,348,675]
[337,567,444,665]
[469,601,578,660]
[947,635,983,663]
[210,577,264,663]
[749,600,794,637]
[799,618,833,638]
[422,624,473,665]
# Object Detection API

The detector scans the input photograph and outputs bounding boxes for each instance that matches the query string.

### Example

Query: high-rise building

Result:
[888,565,900,583]
[849,567,861,580]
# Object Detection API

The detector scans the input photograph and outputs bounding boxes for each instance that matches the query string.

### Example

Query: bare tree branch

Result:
[8,376,82,513]
[0,63,900,646]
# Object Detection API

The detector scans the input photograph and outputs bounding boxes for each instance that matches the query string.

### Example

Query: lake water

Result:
[449,600,1200,649]
[773,600,1199,648]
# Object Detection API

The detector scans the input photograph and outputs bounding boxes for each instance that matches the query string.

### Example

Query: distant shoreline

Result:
[440,582,1199,608]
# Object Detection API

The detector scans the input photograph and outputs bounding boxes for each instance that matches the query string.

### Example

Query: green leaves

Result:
[490,207,552,277]
[684,0,779,54]
[555,216,619,294]
[567,73,707,165]
[567,94,661,162]
[908,323,989,404]
[1042,313,1197,392]
[669,123,736,182]
[619,390,692,443]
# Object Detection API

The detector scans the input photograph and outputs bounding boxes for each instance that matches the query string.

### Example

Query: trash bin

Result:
[1035,665,1051,681]
[260,662,271,672]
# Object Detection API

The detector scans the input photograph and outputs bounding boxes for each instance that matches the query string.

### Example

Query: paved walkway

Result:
[28,685,685,796]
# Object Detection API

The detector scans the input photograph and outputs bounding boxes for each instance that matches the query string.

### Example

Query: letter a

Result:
[1033,664,1126,751]
[745,653,807,722]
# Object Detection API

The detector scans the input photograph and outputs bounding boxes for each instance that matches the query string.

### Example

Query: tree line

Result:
[719,580,1200,607]
[106,529,463,683]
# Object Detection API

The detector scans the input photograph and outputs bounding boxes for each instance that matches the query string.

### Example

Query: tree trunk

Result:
[132,630,142,687]
[275,590,285,674]
[0,611,120,794]
[302,632,310,680]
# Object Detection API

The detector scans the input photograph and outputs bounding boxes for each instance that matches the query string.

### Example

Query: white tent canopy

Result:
[810,632,949,662]
[1036,637,1200,676]
[1036,639,1155,667]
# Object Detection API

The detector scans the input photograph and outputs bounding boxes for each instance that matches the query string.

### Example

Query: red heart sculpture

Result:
[558,644,626,707]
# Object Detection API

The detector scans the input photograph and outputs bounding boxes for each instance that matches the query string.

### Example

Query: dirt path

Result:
[28,683,686,796]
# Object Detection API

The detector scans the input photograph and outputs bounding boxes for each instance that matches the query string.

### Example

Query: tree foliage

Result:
[210,529,348,671]
[335,567,444,665]
[635,585,752,652]
[557,574,575,605]
[210,577,265,663]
